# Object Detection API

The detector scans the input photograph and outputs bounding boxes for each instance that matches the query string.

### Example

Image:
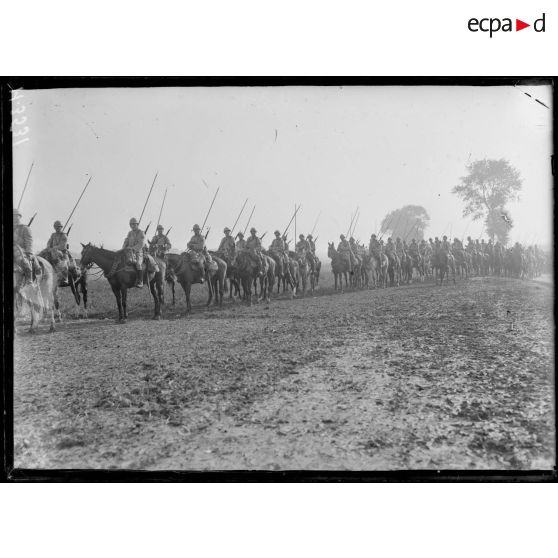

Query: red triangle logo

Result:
[516,19,530,31]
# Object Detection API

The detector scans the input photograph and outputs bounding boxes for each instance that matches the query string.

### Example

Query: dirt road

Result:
[13,275,554,470]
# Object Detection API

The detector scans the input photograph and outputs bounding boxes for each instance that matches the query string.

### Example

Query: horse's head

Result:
[80,242,95,268]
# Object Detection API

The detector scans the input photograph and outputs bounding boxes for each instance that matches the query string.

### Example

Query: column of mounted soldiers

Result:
[13,203,546,292]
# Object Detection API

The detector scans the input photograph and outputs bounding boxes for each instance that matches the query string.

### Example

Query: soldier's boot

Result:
[135,265,144,288]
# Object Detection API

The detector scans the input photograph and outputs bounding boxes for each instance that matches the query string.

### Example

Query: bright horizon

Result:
[12,84,553,258]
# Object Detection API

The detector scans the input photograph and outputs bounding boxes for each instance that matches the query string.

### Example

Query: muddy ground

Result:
[12,272,555,470]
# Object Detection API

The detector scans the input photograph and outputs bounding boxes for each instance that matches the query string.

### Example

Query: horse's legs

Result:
[184,282,192,313]
[206,272,214,307]
[122,288,128,320]
[149,277,161,319]
[111,284,124,322]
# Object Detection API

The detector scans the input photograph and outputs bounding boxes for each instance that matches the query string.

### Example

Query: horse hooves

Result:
[152,315,161,320]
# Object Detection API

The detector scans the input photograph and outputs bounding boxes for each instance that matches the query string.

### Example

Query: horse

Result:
[453,249,470,279]
[80,243,160,321]
[210,250,241,300]
[207,255,227,307]
[386,252,400,287]
[294,250,312,297]
[360,251,376,288]
[327,243,350,292]
[38,248,89,317]
[235,250,264,305]
[433,249,456,285]
[313,255,322,287]
[165,252,216,312]
[259,254,276,303]
[14,250,58,333]
[263,250,295,298]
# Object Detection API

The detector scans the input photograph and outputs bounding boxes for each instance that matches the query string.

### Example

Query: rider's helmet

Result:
[193,224,200,232]
[274,230,280,236]
[129,217,139,225]
[340,234,346,240]
[299,234,305,240]
[157,224,164,231]
[54,220,63,228]
[307,234,313,239]
[250,227,257,234]
[223,227,231,233]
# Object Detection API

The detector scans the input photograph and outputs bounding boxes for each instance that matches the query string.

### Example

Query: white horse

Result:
[14,248,58,333]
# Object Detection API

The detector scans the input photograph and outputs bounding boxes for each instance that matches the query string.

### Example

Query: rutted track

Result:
[13,274,554,470]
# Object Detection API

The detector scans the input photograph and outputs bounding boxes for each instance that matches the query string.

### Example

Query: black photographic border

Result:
[1,76,555,482]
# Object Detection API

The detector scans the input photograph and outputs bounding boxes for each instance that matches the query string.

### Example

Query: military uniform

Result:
[187,226,213,269]
[270,233,289,276]
[218,233,236,262]
[236,235,246,251]
[395,239,404,257]
[296,237,309,256]
[46,224,72,284]
[122,218,145,287]
[47,230,68,252]
[337,236,356,272]
[151,231,172,254]
[14,214,34,284]
[369,236,381,255]
[244,229,265,273]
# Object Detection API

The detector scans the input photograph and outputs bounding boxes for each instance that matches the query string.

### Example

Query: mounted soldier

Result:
[385,237,395,256]
[246,227,266,275]
[441,235,452,253]
[337,234,355,273]
[13,208,39,286]
[217,227,236,264]
[369,234,381,256]
[150,225,171,258]
[269,230,287,277]
[409,238,419,258]
[452,237,463,252]
[306,234,319,271]
[187,224,213,273]
[45,220,71,286]
[123,217,145,288]
[395,237,404,258]
[296,233,314,272]
[236,231,246,251]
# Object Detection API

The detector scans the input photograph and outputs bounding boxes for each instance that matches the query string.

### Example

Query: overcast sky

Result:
[12,85,552,256]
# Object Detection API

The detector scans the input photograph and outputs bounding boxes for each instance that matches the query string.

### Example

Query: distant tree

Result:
[452,158,521,244]
[485,208,513,245]
[380,205,430,241]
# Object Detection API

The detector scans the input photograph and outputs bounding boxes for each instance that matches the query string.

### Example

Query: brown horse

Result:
[328,243,350,292]
[80,243,160,321]
[165,252,215,312]
[433,249,456,285]
[14,250,58,333]
[235,250,264,305]
[210,250,241,300]
[263,250,295,297]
